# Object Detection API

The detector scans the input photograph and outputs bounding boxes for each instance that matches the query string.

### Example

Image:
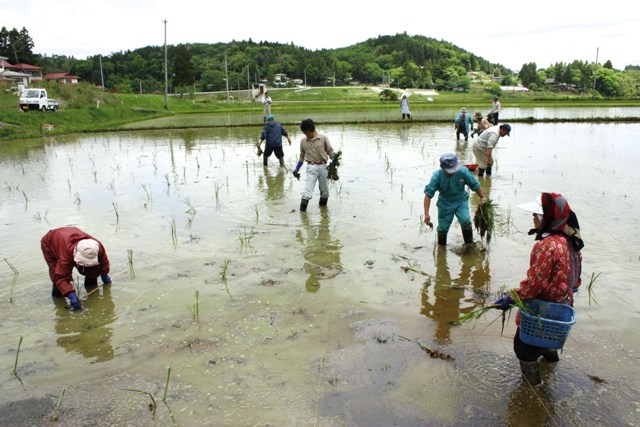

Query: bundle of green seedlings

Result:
[473,198,497,242]
[457,288,531,334]
[327,150,342,181]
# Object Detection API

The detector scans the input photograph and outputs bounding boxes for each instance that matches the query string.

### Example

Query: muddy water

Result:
[0,121,639,426]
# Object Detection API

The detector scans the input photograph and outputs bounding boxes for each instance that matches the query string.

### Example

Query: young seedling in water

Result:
[220,258,230,281]
[73,192,81,206]
[163,366,177,425]
[12,336,23,376]
[127,249,135,279]
[112,202,120,226]
[170,216,177,248]
[587,272,601,305]
[252,204,259,222]
[121,388,157,416]
[49,386,65,422]
[187,290,200,323]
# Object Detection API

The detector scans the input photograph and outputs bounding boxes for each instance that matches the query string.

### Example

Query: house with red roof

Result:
[45,72,80,84]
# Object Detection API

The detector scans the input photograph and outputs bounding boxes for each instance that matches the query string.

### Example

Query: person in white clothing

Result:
[262,91,272,123]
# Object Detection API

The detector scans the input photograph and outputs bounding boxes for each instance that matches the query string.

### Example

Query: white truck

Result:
[19,88,60,112]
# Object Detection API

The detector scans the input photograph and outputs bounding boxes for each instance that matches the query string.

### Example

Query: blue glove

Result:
[101,274,112,285]
[293,160,303,173]
[67,291,82,311]
[493,294,513,310]
[572,287,578,294]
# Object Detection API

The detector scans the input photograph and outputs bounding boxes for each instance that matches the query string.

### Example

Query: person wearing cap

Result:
[494,192,583,386]
[423,153,487,246]
[488,95,501,124]
[454,107,474,141]
[400,93,412,120]
[293,118,336,212]
[470,112,491,138]
[257,115,292,167]
[472,123,511,177]
[41,227,111,311]
[262,91,272,123]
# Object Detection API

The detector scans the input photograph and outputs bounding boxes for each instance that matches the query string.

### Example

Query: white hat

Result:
[517,200,543,214]
[74,239,99,267]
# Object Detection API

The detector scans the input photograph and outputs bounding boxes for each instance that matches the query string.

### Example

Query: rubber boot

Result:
[279,158,285,167]
[300,198,309,212]
[519,360,543,387]
[477,168,485,177]
[541,349,560,363]
[486,165,492,177]
[319,197,328,207]
[437,232,447,246]
[462,225,473,244]
[52,284,63,297]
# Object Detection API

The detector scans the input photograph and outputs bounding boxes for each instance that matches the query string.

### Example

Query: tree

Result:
[173,44,195,92]
[519,62,539,87]
[0,26,35,64]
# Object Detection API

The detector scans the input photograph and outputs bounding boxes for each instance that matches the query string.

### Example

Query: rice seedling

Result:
[73,192,81,206]
[12,336,23,376]
[184,198,196,216]
[473,198,498,242]
[170,216,177,248]
[252,204,259,222]
[587,272,601,305]
[4,257,18,276]
[112,202,120,225]
[49,386,66,422]
[214,182,225,207]
[141,184,152,207]
[164,173,171,188]
[187,290,200,323]
[327,150,342,181]
[127,249,135,279]
[163,366,177,425]
[21,190,28,209]
[67,179,71,192]
[121,388,157,416]
[238,227,255,252]
[220,258,230,281]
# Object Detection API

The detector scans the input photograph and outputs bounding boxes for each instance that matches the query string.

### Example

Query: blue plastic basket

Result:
[519,300,576,349]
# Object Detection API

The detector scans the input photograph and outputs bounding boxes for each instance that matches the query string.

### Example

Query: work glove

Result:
[493,294,513,310]
[293,161,303,180]
[101,274,112,285]
[572,287,579,294]
[67,291,82,311]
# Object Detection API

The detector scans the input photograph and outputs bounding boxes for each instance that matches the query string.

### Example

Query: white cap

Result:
[74,239,99,267]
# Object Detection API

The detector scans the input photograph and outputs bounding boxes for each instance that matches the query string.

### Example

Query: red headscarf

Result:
[534,192,584,251]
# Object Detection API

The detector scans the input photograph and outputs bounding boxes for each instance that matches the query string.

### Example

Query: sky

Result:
[2,0,639,71]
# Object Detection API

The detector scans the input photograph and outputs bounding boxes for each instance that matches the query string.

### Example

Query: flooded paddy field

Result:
[0,120,639,426]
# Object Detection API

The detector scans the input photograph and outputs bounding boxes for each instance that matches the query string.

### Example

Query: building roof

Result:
[13,63,42,70]
[45,72,80,80]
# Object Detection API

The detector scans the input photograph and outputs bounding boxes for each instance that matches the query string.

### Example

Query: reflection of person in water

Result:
[421,247,491,344]
[257,166,287,201]
[54,285,116,362]
[295,209,343,293]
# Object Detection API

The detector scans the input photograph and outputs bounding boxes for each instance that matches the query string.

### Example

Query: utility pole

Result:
[224,52,230,102]
[247,66,250,90]
[163,19,168,110]
[99,55,105,91]
[592,47,599,91]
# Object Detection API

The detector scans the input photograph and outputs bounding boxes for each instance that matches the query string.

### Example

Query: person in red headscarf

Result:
[494,192,584,386]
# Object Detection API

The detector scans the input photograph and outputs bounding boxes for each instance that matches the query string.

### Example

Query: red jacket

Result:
[41,227,110,296]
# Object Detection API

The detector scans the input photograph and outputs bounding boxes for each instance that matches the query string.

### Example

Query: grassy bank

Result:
[1,83,639,142]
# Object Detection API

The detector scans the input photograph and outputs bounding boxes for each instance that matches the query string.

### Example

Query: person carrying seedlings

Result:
[292,118,337,212]
[423,153,487,246]
[256,115,292,167]
[454,107,474,141]
[470,112,491,138]
[494,192,584,386]
[472,123,511,177]
[41,227,111,311]
[400,93,412,120]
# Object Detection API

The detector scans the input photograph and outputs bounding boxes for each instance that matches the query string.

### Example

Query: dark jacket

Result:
[41,227,110,296]
[260,121,289,148]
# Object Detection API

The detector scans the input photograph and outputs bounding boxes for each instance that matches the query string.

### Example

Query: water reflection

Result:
[296,209,343,293]
[258,166,286,201]
[421,248,490,344]
[54,286,116,362]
